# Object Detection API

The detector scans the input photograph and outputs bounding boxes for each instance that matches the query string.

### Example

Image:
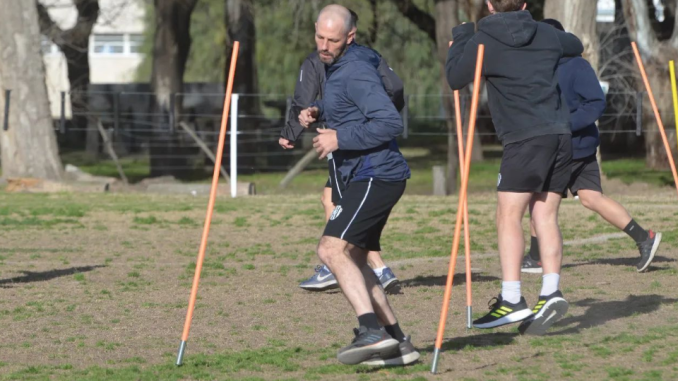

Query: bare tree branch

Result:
[386,0,436,42]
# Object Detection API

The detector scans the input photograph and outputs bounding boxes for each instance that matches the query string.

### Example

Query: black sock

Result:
[384,322,406,342]
[528,236,540,261]
[357,313,380,330]
[623,219,649,243]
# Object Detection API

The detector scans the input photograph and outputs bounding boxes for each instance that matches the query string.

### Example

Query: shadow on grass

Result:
[421,332,518,355]
[0,265,105,288]
[400,273,500,288]
[562,255,675,271]
[550,294,678,335]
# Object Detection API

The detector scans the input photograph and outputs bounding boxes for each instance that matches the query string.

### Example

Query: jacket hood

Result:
[327,43,381,75]
[478,10,537,48]
[558,56,581,66]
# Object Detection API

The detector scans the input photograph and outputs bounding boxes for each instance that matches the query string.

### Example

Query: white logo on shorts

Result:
[497,173,502,187]
[330,205,343,220]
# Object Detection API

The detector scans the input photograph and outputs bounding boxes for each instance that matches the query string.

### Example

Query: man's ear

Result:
[486,1,495,14]
[521,2,527,10]
[348,31,356,44]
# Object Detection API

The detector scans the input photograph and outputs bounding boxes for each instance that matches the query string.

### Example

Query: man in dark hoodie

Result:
[297,4,418,366]
[521,19,662,274]
[446,0,584,335]
[279,10,403,294]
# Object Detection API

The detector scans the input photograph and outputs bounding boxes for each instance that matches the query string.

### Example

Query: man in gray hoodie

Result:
[447,0,583,335]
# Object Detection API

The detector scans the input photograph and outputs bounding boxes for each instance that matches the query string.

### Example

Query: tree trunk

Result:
[435,0,459,194]
[37,0,99,157]
[150,0,198,178]
[544,0,600,71]
[623,0,677,170]
[225,0,261,172]
[0,0,63,180]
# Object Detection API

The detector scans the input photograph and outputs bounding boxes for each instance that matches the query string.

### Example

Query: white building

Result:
[41,0,146,116]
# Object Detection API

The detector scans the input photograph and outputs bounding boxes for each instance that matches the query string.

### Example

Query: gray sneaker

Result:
[361,335,420,366]
[378,267,400,294]
[337,327,399,365]
[637,230,662,272]
[299,265,338,291]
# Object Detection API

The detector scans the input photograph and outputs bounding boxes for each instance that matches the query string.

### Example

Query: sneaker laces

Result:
[314,265,324,273]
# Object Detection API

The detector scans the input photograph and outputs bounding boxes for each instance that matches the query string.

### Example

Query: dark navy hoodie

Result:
[315,44,410,184]
[446,11,584,145]
[557,56,607,159]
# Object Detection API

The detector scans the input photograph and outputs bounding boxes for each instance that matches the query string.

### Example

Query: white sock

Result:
[501,281,521,304]
[372,266,387,277]
[540,273,560,296]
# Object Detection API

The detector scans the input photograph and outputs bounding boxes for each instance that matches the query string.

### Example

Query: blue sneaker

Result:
[377,268,400,294]
[299,265,339,291]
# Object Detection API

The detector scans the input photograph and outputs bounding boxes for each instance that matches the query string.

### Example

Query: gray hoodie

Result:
[446,10,584,145]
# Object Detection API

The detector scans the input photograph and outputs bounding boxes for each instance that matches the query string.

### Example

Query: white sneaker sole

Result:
[521,267,543,274]
[519,298,569,336]
[361,350,420,366]
[337,338,399,365]
[473,308,533,329]
[637,232,662,272]
[299,279,338,291]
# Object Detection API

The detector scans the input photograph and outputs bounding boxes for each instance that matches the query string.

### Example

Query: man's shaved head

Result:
[315,4,355,65]
[317,4,352,34]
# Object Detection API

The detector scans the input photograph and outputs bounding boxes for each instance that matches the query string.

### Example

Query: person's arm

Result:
[335,64,403,151]
[280,57,321,142]
[446,23,479,90]
[377,56,405,112]
[569,63,607,132]
[554,29,584,58]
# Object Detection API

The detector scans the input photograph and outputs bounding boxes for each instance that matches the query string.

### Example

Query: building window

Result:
[128,34,144,54]
[93,34,125,54]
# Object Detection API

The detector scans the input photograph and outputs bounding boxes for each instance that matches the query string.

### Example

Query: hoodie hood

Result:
[478,10,537,48]
[327,43,381,77]
[558,56,579,66]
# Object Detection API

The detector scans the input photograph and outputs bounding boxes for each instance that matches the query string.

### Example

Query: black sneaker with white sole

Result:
[521,255,543,274]
[637,230,662,272]
[361,335,420,366]
[518,290,569,336]
[472,295,533,329]
[336,327,399,365]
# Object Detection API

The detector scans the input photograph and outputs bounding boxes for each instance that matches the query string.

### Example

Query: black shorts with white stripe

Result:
[325,157,345,205]
[323,179,406,252]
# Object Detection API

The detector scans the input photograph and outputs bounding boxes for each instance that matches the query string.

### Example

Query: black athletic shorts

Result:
[564,154,603,197]
[325,156,345,204]
[497,134,572,194]
[323,179,406,252]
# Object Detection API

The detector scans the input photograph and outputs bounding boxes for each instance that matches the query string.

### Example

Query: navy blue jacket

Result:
[316,44,410,183]
[280,46,405,142]
[557,57,607,159]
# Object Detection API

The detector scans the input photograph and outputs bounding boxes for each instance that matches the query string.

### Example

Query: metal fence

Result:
[2,88,674,181]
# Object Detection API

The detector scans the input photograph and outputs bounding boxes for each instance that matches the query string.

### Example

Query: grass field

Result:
[0,175,676,380]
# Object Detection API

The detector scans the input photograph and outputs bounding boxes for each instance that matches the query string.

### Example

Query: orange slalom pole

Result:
[450,41,474,330]
[431,44,484,374]
[176,41,240,366]
[454,90,474,329]
[631,42,678,199]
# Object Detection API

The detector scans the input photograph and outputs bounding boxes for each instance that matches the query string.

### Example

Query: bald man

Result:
[298,4,418,366]
[280,9,403,294]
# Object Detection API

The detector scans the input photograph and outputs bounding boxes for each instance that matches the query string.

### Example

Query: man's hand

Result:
[313,128,339,159]
[279,137,295,150]
[299,107,319,128]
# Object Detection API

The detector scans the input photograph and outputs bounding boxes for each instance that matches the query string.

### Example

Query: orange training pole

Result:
[176,41,240,366]
[450,41,474,330]
[454,90,474,329]
[431,44,484,374]
[631,42,678,198]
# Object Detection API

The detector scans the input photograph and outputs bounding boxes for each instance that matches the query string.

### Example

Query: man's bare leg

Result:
[577,189,631,229]
[322,187,334,221]
[497,192,533,282]
[530,192,563,276]
[349,245,397,325]
[317,236,373,315]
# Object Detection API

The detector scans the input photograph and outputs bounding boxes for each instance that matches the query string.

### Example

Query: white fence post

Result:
[230,93,239,198]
